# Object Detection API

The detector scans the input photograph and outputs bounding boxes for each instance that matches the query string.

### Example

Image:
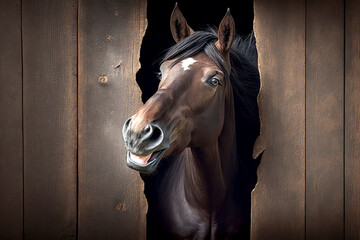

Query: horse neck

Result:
[183,82,237,211]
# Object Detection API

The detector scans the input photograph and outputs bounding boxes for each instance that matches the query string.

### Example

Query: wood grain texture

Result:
[345,0,360,239]
[0,0,23,239]
[306,0,344,239]
[252,0,305,239]
[78,0,147,239]
[22,0,78,238]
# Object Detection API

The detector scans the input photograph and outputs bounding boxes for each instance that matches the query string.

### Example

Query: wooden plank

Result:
[0,0,23,239]
[22,0,77,238]
[78,0,147,239]
[345,0,360,239]
[252,0,305,239]
[306,0,344,239]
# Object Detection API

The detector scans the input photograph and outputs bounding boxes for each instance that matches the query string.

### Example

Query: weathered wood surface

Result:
[0,0,23,239]
[22,0,78,238]
[306,0,344,239]
[78,0,147,239]
[252,0,306,239]
[345,0,360,239]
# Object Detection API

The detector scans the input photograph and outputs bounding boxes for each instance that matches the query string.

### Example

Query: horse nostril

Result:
[123,119,166,154]
[144,124,151,133]
[149,126,161,142]
[123,116,133,138]
[143,124,164,151]
[124,117,131,128]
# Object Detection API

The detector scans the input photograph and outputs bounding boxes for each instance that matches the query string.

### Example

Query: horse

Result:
[122,3,260,239]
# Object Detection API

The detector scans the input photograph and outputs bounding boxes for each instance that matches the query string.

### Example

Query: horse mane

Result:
[162,28,259,122]
[161,28,261,190]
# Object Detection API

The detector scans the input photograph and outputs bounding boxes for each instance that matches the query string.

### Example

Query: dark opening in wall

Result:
[136,0,261,239]
[137,0,255,103]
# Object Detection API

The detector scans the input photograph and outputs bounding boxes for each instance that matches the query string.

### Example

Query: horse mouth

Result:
[126,149,166,173]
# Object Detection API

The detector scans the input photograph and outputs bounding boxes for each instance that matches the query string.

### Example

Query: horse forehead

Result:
[181,58,197,71]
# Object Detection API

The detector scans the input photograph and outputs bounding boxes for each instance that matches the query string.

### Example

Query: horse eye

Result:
[156,72,162,80]
[208,77,221,88]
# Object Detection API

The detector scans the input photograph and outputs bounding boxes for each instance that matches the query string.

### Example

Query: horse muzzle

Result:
[122,116,170,173]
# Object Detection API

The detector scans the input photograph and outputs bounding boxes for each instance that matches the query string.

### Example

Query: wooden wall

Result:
[253,0,360,239]
[0,0,147,239]
[0,0,23,239]
[78,0,147,239]
[0,0,359,239]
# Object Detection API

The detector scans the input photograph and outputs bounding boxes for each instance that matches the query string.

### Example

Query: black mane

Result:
[162,29,259,124]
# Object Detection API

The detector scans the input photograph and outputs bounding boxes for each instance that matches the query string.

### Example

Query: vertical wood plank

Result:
[0,0,23,239]
[78,0,147,239]
[306,0,344,239]
[345,0,360,238]
[252,0,306,239]
[22,0,78,238]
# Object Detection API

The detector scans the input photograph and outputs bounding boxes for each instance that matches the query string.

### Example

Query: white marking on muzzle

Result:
[181,58,197,71]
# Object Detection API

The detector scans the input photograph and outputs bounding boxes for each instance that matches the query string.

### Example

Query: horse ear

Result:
[215,8,236,53]
[170,3,194,43]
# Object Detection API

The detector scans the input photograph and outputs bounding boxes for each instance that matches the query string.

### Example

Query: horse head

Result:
[123,4,236,174]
